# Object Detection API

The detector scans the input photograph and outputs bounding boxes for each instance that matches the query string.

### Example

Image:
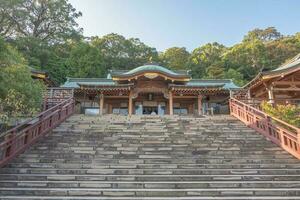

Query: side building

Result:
[60,64,239,115]
[243,53,300,105]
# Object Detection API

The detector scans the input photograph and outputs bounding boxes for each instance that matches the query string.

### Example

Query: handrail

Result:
[0,97,73,138]
[230,97,300,159]
[0,97,75,167]
[231,98,299,132]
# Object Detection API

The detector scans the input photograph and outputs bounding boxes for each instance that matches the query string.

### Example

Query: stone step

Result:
[1,180,300,188]
[2,196,300,200]
[7,163,300,169]
[1,187,300,197]
[2,174,300,181]
[2,114,300,199]
[1,168,300,175]
[11,158,299,164]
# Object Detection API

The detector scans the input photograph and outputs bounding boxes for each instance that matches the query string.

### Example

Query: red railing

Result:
[0,97,75,167]
[230,98,300,159]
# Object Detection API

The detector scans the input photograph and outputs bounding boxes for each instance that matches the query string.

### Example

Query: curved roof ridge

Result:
[123,64,180,75]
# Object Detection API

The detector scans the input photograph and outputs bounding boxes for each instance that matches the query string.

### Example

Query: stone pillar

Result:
[128,90,133,116]
[197,95,203,115]
[99,93,104,115]
[169,91,173,115]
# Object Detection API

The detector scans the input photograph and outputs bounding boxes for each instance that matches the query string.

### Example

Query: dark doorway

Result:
[143,106,158,115]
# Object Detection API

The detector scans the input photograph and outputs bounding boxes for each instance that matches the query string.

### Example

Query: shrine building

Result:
[61,64,239,115]
[243,53,300,105]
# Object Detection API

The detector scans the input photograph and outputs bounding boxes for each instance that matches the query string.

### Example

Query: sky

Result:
[69,0,300,51]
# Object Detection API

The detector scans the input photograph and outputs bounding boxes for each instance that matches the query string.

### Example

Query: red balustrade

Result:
[0,97,75,167]
[230,98,300,159]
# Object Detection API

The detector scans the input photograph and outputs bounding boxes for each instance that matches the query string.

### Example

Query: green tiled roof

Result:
[111,64,189,78]
[124,65,180,75]
[187,79,240,89]
[61,78,115,88]
[61,77,239,90]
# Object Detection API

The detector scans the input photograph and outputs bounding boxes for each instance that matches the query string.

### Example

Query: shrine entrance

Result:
[143,106,158,115]
[134,93,167,115]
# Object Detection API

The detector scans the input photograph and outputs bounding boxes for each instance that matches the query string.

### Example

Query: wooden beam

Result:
[273,81,300,86]
[273,87,300,91]
[173,96,197,99]
[103,96,129,99]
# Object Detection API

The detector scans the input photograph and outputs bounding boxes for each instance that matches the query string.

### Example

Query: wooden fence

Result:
[0,97,75,167]
[230,97,300,159]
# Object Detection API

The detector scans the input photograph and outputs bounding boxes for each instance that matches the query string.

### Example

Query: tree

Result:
[159,47,190,70]
[188,42,227,78]
[223,39,268,81]
[243,27,282,42]
[0,37,45,124]
[0,0,82,42]
[91,33,159,71]
[224,69,246,86]
[65,41,105,78]
[205,64,225,79]
[264,35,300,69]
[0,35,25,67]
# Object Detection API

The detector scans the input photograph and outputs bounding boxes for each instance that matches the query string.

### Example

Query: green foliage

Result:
[261,102,300,128]
[243,27,282,42]
[159,47,190,70]
[0,89,37,124]
[205,64,225,79]
[264,35,300,69]
[0,0,82,42]
[189,42,227,78]
[1,0,300,89]
[0,37,45,130]
[0,37,25,67]
[224,69,246,86]
[0,65,45,112]
[65,41,104,78]
[91,33,159,72]
[223,39,268,80]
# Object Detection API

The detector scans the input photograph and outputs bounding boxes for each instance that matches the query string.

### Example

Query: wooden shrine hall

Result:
[243,53,300,106]
[61,64,239,115]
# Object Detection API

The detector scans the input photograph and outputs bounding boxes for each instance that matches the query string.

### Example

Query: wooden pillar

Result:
[197,95,203,115]
[128,90,133,116]
[169,91,173,115]
[229,90,233,98]
[99,93,104,115]
[267,86,274,106]
[247,89,252,104]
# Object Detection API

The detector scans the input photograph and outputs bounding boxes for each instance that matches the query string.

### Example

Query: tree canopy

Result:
[0,36,45,130]
[0,0,82,42]
[159,47,190,70]
[1,1,300,89]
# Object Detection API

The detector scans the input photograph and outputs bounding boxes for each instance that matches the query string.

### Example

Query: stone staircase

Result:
[0,114,300,199]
